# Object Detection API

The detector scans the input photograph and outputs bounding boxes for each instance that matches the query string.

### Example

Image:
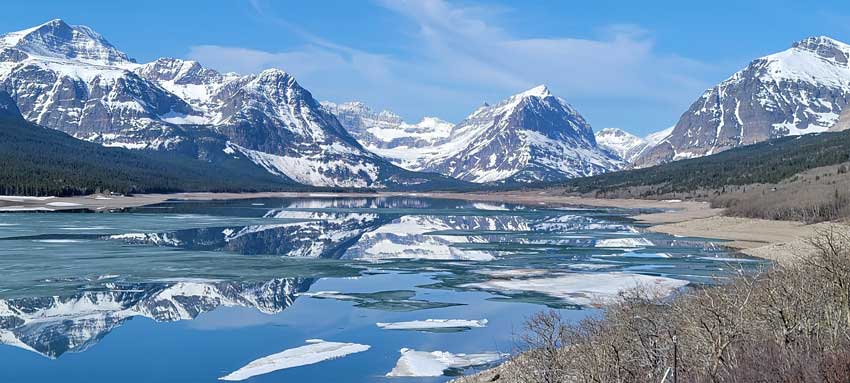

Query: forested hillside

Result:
[0,116,300,196]
[559,130,850,195]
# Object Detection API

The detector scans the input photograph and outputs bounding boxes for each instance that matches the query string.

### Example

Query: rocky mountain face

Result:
[421,86,621,183]
[328,86,621,183]
[0,19,457,189]
[635,36,850,167]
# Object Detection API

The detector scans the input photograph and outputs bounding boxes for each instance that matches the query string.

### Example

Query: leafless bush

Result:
[509,226,850,383]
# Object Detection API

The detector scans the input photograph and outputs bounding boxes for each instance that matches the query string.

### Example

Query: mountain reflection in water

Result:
[0,196,754,369]
[105,197,659,261]
[0,278,313,358]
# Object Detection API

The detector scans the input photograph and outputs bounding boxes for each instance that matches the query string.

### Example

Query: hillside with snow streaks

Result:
[0,19,458,189]
[420,86,622,183]
[635,36,850,167]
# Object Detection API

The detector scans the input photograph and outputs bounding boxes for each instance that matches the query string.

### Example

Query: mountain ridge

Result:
[0,19,462,190]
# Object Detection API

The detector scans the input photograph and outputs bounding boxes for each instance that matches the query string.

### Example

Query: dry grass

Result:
[712,163,850,223]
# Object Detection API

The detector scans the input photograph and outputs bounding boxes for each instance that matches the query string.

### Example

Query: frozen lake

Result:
[0,197,765,382]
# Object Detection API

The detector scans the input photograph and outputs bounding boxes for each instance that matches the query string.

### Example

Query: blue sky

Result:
[2,0,850,135]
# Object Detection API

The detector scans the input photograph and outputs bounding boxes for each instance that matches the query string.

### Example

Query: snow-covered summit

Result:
[635,36,850,167]
[595,127,674,164]
[420,86,621,183]
[0,19,133,65]
[515,84,552,99]
[594,128,645,161]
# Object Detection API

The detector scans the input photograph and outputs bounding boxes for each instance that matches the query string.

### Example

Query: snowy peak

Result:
[137,57,222,85]
[321,101,404,127]
[0,19,132,65]
[791,36,850,64]
[515,84,552,99]
[634,36,850,167]
[595,127,674,164]
[421,87,621,183]
[594,128,645,161]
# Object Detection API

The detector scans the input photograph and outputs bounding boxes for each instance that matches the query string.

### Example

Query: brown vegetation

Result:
[712,163,850,223]
[487,226,850,383]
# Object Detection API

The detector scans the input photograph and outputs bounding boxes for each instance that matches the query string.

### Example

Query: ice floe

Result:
[0,195,54,202]
[566,263,618,271]
[698,256,759,263]
[386,348,506,377]
[46,202,82,207]
[471,203,510,211]
[463,272,688,306]
[477,268,549,278]
[0,206,54,212]
[219,339,370,381]
[595,252,672,259]
[595,238,654,248]
[376,319,488,331]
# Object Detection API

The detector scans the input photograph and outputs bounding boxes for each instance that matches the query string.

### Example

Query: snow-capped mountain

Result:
[594,128,645,162]
[635,36,850,167]
[0,19,458,189]
[595,127,673,164]
[321,101,454,170]
[419,85,621,183]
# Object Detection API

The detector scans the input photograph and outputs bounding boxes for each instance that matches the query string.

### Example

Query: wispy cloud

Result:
[187,0,717,131]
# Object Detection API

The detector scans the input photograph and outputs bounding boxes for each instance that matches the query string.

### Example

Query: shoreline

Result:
[0,190,825,263]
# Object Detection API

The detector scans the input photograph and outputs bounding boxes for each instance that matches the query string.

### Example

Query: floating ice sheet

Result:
[219,339,371,381]
[463,272,688,306]
[386,348,505,377]
[376,319,487,331]
[595,237,654,248]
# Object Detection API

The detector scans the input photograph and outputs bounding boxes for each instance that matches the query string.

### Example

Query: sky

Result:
[1,0,850,136]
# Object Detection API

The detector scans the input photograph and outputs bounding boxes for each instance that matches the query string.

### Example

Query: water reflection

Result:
[106,197,664,261]
[0,278,313,358]
[0,196,760,367]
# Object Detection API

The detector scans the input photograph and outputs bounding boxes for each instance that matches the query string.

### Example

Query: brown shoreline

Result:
[0,190,825,263]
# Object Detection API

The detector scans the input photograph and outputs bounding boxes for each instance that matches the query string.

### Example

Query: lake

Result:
[0,196,765,382]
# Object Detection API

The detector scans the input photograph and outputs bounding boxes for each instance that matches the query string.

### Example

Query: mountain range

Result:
[2,19,850,191]
[328,85,623,183]
[323,36,850,174]
[0,19,459,190]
